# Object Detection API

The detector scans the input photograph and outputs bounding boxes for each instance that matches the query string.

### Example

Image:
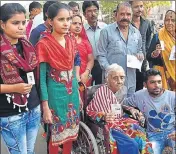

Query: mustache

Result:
[120,19,130,23]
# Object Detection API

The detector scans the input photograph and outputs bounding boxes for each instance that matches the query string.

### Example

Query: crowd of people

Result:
[0,1,175,154]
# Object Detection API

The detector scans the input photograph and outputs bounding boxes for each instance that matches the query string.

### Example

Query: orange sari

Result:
[155,27,175,91]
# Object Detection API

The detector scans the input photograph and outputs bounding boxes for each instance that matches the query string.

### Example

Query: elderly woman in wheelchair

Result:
[86,64,153,154]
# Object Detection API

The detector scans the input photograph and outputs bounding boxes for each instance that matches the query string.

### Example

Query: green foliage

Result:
[100,1,122,23]
[100,1,171,23]
[144,1,171,8]
[100,1,171,13]
[100,1,121,14]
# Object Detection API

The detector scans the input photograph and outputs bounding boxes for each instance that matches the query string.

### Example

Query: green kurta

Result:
[40,62,80,145]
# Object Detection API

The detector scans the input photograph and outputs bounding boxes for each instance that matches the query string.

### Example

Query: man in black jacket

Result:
[130,1,153,91]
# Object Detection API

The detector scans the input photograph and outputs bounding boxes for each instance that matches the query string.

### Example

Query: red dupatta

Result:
[0,34,38,110]
[36,32,75,70]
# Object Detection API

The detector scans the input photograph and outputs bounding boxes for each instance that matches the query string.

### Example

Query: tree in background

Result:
[143,1,171,17]
[100,1,171,23]
[100,0,122,23]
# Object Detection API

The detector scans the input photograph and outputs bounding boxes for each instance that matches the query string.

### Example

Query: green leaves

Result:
[99,1,171,23]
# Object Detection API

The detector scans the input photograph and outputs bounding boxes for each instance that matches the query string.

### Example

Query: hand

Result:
[130,108,140,119]
[43,106,53,124]
[168,131,176,141]
[80,71,89,84]
[76,74,81,82]
[153,44,162,57]
[14,83,32,94]
[138,112,145,127]
[116,113,122,119]
[136,53,144,61]
[105,112,116,123]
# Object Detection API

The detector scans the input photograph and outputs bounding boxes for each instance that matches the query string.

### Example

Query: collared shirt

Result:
[97,22,142,90]
[132,17,152,55]
[84,22,107,59]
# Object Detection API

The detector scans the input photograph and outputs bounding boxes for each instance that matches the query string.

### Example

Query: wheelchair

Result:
[72,84,120,154]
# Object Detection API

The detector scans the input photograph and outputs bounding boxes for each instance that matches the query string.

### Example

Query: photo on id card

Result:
[27,72,35,85]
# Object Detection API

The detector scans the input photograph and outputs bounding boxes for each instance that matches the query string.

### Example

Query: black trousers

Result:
[136,59,148,91]
[91,60,102,85]
[136,69,144,91]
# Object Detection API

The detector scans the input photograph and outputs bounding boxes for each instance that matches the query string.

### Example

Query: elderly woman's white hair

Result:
[105,63,125,78]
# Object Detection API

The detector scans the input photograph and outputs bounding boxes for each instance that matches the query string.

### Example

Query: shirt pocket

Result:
[132,33,139,45]
[128,38,139,54]
[108,39,123,54]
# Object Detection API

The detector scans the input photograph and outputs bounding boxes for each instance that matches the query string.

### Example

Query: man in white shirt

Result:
[82,1,107,85]
[29,2,43,37]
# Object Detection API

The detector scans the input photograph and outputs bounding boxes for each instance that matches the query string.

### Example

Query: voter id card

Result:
[160,40,165,50]
[111,104,122,115]
[27,72,35,85]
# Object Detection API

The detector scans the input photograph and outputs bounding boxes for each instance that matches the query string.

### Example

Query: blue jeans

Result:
[0,105,41,154]
[147,130,175,154]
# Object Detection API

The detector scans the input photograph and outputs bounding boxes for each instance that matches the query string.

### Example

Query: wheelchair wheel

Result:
[96,137,106,154]
[72,121,99,154]
[95,127,107,154]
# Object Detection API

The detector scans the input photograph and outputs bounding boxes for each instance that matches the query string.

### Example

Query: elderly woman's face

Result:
[107,70,125,93]
[165,11,175,33]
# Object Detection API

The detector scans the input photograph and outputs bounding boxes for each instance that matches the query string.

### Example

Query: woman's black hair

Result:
[82,1,99,14]
[72,14,82,22]
[47,2,70,20]
[0,3,26,34]
[43,1,56,21]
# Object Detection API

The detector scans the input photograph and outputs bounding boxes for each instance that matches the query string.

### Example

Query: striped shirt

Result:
[86,84,133,121]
